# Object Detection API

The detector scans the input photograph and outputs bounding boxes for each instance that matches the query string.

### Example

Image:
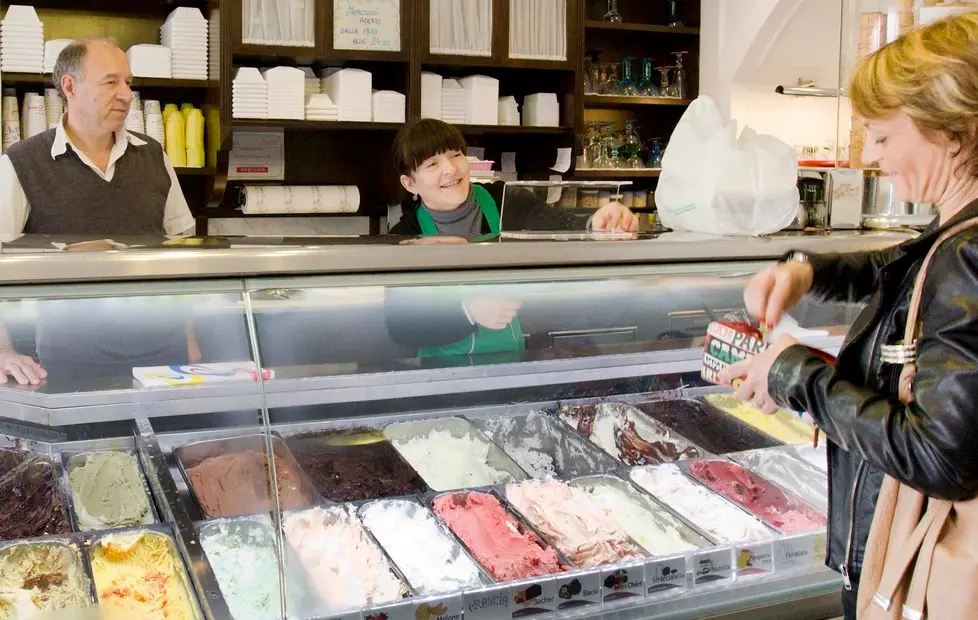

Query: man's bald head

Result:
[52,37,121,103]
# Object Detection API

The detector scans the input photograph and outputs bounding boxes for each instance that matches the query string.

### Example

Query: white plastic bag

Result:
[655,96,799,236]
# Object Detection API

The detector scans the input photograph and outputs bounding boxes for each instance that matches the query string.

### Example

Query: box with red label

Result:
[701,322,770,385]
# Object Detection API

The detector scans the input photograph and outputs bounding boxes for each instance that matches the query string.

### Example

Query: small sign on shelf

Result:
[334,0,401,52]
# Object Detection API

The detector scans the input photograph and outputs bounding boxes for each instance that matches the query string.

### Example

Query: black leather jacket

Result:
[768,199,978,588]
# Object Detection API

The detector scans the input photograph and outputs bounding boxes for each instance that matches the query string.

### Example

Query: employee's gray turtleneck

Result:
[420,186,483,236]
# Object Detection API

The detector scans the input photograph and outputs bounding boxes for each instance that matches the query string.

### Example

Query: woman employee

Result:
[389,119,639,237]
[386,119,637,357]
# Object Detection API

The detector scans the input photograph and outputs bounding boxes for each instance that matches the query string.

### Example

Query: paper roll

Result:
[240,185,360,214]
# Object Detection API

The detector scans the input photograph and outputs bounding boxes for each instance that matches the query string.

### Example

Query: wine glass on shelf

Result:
[624,121,645,168]
[667,0,683,27]
[617,58,639,97]
[657,66,679,98]
[671,51,688,99]
[602,0,623,23]
[602,62,621,95]
[647,138,664,169]
[583,123,603,168]
[637,58,660,97]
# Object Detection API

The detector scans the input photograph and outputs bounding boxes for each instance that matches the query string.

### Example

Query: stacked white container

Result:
[126,45,172,78]
[522,93,559,127]
[498,96,519,126]
[460,75,499,125]
[1,6,43,73]
[322,68,372,122]
[231,67,268,119]
[161,7,208,80]
[300,67,320,97]
[421,72,442,120]
[372,90,405,123]
[44,39,70,73]
[263,66,305,120]
[440,78,466,124]
[305,93,338,121]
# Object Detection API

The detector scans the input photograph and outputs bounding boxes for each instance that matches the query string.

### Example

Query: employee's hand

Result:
[719,334,800,414]
[0,349,46,385]
[744,262,814,329]
[463,298,522,330]
[591,202,640,232]
[399,236,469,246]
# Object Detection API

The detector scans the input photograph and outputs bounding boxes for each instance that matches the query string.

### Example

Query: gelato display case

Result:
[0,230,914,619]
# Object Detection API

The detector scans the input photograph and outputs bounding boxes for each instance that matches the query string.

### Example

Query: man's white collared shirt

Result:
[0,120,195,237]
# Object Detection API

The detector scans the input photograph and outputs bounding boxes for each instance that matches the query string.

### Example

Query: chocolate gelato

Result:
[636,399,780,454]
[286,428,428,502]
[557,404,704,466]
[185,449,317,518]
[0,449,70,541]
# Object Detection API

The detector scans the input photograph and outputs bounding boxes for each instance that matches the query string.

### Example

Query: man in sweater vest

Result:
[0,38,198,384]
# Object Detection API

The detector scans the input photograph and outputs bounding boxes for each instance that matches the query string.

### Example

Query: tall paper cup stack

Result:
[1,90,20,152]
[23,93,46,138]
[44,88,62,128]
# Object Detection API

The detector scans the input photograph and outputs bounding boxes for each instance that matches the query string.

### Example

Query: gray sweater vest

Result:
[5,128,171,235]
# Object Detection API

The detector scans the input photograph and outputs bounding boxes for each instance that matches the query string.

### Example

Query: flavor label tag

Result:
[508,576,557,619]
[776,532,824,572]
[600,560,646,602]
[324,612,360,620]
[644,555,688,598]
[554,569,601,611]
[464,585,511,620]
[692,548,734,587]
[735,541,775,579]
[361,597,418,620]
[413,595,464,620]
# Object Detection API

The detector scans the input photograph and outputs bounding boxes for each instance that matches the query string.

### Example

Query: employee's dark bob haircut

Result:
[393,118,467,176]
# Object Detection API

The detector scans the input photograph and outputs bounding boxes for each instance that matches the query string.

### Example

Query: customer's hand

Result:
[719,334,799,414]
[592,202,640,232]
[463,298,522,330]
[399,236,469,245]
[0,349,46,385]
[744,262,814,329]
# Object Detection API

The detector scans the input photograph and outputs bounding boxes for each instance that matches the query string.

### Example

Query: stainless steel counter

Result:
[0,230,912,285]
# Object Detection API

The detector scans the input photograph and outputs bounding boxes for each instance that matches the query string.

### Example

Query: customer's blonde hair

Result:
[850,10,978,173]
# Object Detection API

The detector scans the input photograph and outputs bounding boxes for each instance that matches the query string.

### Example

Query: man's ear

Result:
[60,73,78,101]
[400,174,416,196]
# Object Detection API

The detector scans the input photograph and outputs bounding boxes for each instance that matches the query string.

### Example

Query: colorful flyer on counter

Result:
[133,362,274,387]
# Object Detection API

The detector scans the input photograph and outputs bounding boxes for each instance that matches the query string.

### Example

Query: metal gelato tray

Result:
[0,532,98,610]
[424,487,578,579]
[195,514,322,619]
[279,503,415,617]
[174,433,323,520]
[674,458,827,536]
[61,448,160,532]
[357,496,495,595]
[384,416,529,491]
[633,398,782,454]
[567,473,715,555]
[549,401,711,466]
[0,438,73,542]
[86,523,204,620]
[470,411,621,479]
[727,448,829,514]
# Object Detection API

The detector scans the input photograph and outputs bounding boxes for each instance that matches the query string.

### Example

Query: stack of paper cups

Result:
[143,99,164,146]
[125,91,144,133]
[44,88,62,128]
[21,92,46,138]
[1,89,20,152]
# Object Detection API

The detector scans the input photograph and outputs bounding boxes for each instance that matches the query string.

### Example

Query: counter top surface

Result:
[0,230,914,285]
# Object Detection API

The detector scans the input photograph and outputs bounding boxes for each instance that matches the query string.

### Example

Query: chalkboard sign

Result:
[334,0,401,52]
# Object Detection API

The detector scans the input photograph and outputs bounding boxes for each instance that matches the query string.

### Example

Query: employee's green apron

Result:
[415,185,524,357]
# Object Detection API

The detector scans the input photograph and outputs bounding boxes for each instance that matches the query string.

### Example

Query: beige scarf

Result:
[858,217,978,620]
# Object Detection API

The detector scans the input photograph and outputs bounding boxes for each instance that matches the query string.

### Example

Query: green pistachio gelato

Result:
[67,452,153,530]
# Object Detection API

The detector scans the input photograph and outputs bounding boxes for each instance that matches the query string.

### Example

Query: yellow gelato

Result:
[705,394,816,445]
[90,531,199,620]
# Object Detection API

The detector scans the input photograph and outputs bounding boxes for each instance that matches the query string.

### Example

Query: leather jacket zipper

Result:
[841,459,866,590]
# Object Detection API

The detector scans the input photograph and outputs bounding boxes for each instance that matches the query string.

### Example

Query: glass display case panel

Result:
[499,180,639,238]
[0,288,264,425]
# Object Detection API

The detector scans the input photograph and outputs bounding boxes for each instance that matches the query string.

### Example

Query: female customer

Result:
[389,118,638,237]
[721,12,978,620]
